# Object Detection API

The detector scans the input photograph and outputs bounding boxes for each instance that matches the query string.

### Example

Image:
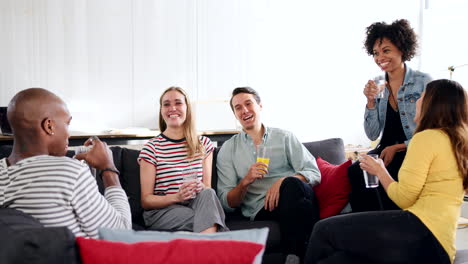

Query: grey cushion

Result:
[98,227,269,264]
[455,249,468,264]
[0,208,79,264]
[302,138,346,165]
[108,146,145,229]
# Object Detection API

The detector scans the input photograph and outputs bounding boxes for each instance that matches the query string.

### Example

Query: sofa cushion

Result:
[302,138,346,165]
[98,227,268,244]
[77,236,264,264]
[121,148,145,227]
[108,146,145,229]
[0,208,79,264]
[98,227,268,264]
[455,249,468,264]
[225,215,281,250]
[313,157,352,219]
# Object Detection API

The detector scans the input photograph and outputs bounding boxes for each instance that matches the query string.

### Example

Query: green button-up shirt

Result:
[216,126,321,219]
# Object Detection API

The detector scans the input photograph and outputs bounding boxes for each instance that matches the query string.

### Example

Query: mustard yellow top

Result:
[388,129,464,263]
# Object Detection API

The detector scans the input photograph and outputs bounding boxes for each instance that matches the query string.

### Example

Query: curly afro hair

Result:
[364,19,418,62]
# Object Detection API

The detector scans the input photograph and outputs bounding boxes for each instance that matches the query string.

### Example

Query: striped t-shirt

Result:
[138,134,214,195]
[0,155,132,238]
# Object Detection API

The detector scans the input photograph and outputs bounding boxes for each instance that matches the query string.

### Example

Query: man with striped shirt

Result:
[0,88,131,238]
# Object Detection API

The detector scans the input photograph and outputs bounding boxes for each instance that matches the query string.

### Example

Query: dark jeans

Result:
[305,210,450,264]
[348,148,406,212]
[255,177,319,259]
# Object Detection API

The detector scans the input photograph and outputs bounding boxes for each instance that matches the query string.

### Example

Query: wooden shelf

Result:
[1,130,240,147]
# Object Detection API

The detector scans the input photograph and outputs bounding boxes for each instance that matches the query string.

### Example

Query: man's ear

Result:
[41,118,55,135]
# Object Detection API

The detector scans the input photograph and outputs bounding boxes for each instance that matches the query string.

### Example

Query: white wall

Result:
[0,0,466,146]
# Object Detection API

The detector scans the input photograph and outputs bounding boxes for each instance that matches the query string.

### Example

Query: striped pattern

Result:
[0,155,131,238]
[138,134,214,195]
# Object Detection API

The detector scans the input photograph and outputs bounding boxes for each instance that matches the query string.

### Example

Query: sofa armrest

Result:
[0,208,79,264]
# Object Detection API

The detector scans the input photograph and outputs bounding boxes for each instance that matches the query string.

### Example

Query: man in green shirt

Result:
[217,87,321,259]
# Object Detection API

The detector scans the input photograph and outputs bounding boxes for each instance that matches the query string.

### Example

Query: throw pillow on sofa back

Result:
[313,157,352,219]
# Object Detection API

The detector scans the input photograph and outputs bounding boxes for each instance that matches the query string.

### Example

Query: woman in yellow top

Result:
[305,79,468,264]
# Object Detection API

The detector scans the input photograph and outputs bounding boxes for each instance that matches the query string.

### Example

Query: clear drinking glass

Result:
[373,75,386,99]
[73,145,97,177]
[360,154,380,188]
[183,169,198,199]
[256,144,270,171]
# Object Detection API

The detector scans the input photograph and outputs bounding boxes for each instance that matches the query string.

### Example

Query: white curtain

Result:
[4,0,460,147]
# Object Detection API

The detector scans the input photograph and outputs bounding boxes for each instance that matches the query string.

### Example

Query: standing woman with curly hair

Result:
[348,19,433,212]
[306,79,468,264]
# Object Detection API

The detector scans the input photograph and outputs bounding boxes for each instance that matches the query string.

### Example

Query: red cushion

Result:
[313,157,352,219]
[76,237,264,264]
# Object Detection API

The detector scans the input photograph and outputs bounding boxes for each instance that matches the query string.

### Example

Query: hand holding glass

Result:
[360,154,380,188]
[373,76,386,99]
[183,170,198,199]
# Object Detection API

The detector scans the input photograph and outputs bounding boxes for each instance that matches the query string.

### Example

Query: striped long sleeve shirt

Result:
[0,155,131,238]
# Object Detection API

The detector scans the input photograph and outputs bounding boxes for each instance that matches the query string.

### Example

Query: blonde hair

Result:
[158,87,204,158]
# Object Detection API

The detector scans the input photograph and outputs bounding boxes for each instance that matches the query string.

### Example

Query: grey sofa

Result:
[104,137,347,264]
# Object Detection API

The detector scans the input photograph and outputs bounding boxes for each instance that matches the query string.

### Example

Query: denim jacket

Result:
[364,65,432,146]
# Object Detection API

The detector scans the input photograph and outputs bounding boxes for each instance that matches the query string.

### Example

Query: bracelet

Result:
[99,168,120,178]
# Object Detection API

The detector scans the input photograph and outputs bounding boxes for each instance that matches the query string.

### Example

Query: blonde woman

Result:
[139,87,227,233]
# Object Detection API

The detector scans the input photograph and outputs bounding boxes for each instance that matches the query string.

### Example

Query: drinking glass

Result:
[256,144,270,172]
[373,75,386,99]
[183,169,198,199]
[361,154,380,188]
[73,144,97,177]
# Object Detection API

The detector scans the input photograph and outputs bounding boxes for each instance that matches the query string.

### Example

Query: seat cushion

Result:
[225,212,281,254]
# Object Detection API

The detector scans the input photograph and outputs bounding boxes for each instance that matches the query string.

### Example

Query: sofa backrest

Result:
[108,146,145,228]
[1,137,345,228]
[211,137,345,193]
[302,138,346,165]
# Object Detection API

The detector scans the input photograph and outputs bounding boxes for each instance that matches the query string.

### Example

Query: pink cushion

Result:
[313,157,352,219]
[76,236,264,264]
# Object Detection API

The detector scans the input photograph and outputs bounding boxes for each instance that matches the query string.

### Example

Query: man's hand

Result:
[227,162,268,208]
[241,162,268,186]
[74,137,116,170]
[264,177,285,212]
